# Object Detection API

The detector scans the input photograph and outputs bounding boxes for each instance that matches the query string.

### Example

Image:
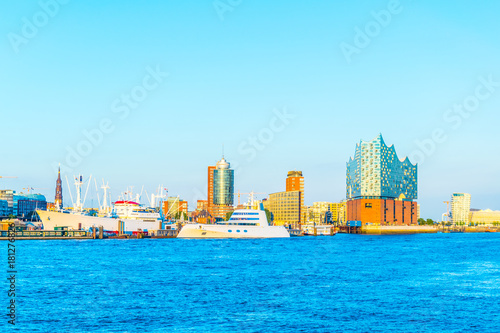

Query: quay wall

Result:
[362,225,438,235]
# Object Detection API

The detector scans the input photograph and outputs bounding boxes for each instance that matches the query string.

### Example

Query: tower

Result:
[286,171,304,222]
[55,166,63,210]
[208,156,234,220]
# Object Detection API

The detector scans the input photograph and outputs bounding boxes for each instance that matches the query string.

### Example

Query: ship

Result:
[177,208,290,239]
[36,175,164,234]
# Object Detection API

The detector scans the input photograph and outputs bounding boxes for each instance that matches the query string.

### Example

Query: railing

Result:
[0,230,91,238]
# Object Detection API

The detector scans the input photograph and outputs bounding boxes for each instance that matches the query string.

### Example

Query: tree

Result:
[417,218,425,225]
[225,211,234,221]
[265,209,273,224]
[426,218,434,225]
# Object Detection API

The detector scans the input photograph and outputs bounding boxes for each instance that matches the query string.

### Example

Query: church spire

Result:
[55,165,63,210]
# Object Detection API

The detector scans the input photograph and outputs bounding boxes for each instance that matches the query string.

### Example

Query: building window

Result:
[365,203,372,208]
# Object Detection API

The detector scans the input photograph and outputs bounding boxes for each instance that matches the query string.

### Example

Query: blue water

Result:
[9,233,500,332]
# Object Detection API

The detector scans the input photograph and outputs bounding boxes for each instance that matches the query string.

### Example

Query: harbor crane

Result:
[234,191,266,206]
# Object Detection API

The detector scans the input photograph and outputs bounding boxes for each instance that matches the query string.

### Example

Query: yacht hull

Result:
[177,223,290,239]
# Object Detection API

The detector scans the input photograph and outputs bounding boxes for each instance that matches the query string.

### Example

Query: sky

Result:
[1,0,499,220]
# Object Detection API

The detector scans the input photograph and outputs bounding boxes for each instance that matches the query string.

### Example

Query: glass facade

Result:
[13,193,47,217]
[346,134,417,200]
[0,200,9,217]
[213,169,234,206]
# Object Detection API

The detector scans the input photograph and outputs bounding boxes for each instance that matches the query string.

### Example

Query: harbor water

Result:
[14,233,500,332]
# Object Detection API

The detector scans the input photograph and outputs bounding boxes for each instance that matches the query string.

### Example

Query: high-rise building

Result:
[208,157,234,219]
[55,166,63,209]
[451,193,471,224]
[346,134,418,225]
[207,165,216,216]
[286,171,305,222]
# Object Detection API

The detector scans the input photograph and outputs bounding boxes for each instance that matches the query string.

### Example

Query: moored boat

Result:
[177,208,290,239]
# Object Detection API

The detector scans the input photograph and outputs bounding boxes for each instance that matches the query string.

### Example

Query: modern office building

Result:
[469,209,500,226]
[266,171,306,228]
[0,200,9,218]
[0,190,15,216]
[13,193,47,218]
[55,166,63,209]
[450,193,471,224]
[286,171,305,222]
[208,157,234,219]
[268,190,302,228]
[346,134,418,225]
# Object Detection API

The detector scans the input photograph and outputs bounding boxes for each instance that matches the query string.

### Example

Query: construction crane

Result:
[234,190,266,206]
[22,187,49,194]
[443,201,451,222]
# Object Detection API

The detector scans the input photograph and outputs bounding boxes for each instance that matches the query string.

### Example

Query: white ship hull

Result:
[36,210,161,233]
[177,223,290,238]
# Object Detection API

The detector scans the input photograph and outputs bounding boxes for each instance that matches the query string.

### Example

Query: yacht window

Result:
[228,230,232,232]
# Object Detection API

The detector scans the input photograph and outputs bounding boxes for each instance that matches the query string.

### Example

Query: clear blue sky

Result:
[1,0,499,219]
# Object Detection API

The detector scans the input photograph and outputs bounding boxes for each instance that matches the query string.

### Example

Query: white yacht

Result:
[177,209,290,239]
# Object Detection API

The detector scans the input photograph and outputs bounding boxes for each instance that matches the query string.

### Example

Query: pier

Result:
[0,230,93,240]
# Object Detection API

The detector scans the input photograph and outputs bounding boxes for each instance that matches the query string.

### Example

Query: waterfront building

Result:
[286,171,305,222]
[346,134,418,225]
[208,157,234,219]
[162,197,188,218]
[450,193,471,224]
[13,193,47,218]
[0,190,15,216]
[469,209,500,226]
[268,190,302,228]
[311,202,337,224]
[338,200,346,224]
[0,200,8,218]
[207,165,216,216]
[55,166,63,209]
[197,200,208,211]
